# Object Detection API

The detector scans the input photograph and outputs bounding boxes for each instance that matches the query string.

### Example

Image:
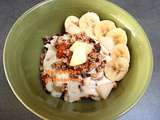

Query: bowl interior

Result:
[3,0,153,120]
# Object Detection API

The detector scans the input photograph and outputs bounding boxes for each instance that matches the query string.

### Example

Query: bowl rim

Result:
[3,0,153,120]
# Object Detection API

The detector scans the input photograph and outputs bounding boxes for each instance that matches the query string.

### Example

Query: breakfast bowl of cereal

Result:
[3,0,153,120]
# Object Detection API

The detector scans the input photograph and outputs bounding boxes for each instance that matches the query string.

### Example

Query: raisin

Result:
[103,60,107,64]
[94,43,101,52]
[89,38,96,44]
[46,41,51,44]
[61,63,68,70]
[95,58,99,62]
[49,36,54,40]
[43,47,48,52]
[42,36,50,44]
[81,72,90,78]
[101,60,107,68]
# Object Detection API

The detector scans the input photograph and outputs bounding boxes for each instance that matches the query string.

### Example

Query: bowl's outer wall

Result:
[3,0,153,120]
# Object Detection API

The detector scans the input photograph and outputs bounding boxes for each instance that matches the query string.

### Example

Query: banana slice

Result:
[100,37,114,51]
[107,28,127,45]
[65,16,81,34]
[112,44,130,61]
[69,41,93,66]
[94,20,116,40]
[79,12,100,39]
[70,41,93,54]
[70,41,81,51]
[96,82,114,99]
[70,49,87,66]
[104,58,129,81]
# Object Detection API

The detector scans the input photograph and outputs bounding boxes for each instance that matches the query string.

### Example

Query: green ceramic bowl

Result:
[3,0,153,119]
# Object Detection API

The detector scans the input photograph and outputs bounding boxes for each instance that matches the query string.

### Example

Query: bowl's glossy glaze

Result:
[3,0,153,119]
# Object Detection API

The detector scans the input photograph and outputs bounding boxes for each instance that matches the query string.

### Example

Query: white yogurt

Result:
[43,43,57,70]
